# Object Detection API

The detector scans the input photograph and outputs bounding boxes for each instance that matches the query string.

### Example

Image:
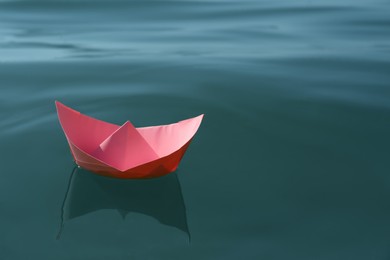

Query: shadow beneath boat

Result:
[57,166,190,239]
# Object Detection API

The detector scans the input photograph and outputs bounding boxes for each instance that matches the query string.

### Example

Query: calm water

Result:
[1,0,390,259]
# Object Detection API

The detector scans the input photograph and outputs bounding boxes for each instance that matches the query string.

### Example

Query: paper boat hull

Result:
[56,101,203,179]
[68,139,192,179]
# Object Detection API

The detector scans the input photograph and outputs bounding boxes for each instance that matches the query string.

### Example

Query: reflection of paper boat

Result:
[58,167,189,238]
[55,101,203,179]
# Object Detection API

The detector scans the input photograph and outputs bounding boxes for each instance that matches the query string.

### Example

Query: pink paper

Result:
[55,101,203,179]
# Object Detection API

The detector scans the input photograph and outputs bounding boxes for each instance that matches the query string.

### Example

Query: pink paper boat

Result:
[55,101,203,179]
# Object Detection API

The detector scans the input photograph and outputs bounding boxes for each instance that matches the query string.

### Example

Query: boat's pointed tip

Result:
[54,101,62,112]
[121,120,135,128]
[177,113,204,126]
[55,100,64,109]
[194,113,204,122]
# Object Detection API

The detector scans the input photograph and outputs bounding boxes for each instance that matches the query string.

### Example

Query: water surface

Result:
[1,0,390,259]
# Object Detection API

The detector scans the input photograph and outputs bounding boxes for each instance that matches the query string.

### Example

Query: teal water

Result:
[1,0,390,259]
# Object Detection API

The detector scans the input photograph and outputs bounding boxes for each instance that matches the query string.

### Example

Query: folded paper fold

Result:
[55,101,203,179]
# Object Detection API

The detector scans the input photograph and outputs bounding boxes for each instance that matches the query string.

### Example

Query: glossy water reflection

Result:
[58,166,189,239]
